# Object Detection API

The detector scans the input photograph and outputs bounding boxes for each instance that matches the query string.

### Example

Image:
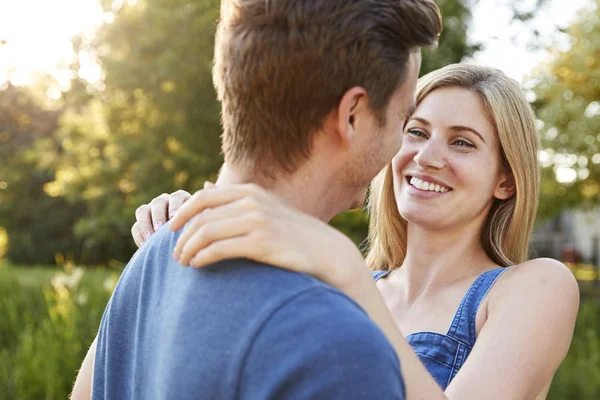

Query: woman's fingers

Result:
[177,214,262,266]
[131,191,190,246]
[131,222,145,248]
[167,190,192,220]
[173,196,259,260]
[150,193,170,231]
[134,204,154,244]
[175,198,265,263]
[189,236,256,268]
[169,183,269,232]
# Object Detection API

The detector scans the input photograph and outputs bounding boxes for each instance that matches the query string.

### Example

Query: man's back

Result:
[92,226,405,399]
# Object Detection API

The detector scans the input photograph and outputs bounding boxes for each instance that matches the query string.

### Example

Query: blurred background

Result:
[0,0,599,398]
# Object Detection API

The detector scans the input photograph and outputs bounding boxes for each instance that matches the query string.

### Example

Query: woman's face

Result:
[392,86,514,231]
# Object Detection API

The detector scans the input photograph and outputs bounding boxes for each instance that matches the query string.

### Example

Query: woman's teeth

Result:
[409,177,450,193]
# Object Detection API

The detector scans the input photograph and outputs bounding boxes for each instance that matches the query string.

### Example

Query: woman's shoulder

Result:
[504,258,578,288]
[491,258,579,313]
[478,258,579,361]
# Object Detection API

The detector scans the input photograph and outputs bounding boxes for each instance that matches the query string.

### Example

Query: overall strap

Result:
[371,270,391,281]
[446,267,509,346]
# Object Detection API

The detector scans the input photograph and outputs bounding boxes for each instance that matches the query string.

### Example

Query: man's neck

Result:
[215,163,347,222]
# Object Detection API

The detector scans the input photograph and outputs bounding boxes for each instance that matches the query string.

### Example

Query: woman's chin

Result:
[399,208,447,230]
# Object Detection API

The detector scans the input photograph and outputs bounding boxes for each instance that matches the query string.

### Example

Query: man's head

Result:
[214,0,441,187]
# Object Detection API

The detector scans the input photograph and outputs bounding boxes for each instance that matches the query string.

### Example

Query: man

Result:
[72,0,441,398]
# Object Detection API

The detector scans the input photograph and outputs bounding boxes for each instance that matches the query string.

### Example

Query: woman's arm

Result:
[445,259,579,399]
[71,336,97,400]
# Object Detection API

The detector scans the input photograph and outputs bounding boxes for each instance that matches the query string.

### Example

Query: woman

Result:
[133,64,579,399]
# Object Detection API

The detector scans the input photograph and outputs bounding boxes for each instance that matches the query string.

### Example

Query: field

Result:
[0,264,118,399]
[1,264,599,399]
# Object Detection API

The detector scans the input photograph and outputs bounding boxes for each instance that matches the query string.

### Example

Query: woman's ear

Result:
[494,171,516,200]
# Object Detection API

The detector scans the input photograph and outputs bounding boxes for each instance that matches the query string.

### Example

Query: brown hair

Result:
[366,64,541,270]
[213,0,442,178]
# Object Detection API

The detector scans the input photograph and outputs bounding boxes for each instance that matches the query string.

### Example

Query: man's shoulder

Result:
[186,258,367,324]
[251,282,384,343]
[237,282,405,399]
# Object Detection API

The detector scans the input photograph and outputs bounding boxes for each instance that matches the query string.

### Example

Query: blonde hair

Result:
[365,64,540,270]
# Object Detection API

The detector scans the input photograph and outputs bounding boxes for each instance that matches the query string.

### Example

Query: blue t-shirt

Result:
[92,225,405,399]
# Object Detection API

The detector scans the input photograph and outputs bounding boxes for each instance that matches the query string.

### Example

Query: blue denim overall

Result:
[372,267,508,390]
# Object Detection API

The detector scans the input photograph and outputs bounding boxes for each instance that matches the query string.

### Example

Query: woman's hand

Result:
[131,190,191,247]
[169,183,367,289]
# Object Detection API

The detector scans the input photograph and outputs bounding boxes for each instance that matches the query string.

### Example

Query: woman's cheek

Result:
[393,145,416,172]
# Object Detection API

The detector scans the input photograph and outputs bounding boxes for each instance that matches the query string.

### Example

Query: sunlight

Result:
[0,227,7,260]
[555,166,578,184]
[0,0,103,87]
[470,0,590,82]
[539,150,553,168]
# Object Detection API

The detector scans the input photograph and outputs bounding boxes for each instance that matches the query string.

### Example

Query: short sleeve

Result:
[237,287,406,400]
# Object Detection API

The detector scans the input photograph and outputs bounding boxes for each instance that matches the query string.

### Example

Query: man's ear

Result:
[494,171,516,200]
[335,87,368,148]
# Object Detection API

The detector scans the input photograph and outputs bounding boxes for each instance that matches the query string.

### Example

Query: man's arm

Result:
[238,287,406,400]
[70,336,98,400]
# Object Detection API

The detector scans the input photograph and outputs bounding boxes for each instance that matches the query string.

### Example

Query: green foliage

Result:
[420,0,481,75]
[0,85,87,265]
[548,298,600,399]
[45,0,222,262]
[0,265,117,399]
[532,0,600,220]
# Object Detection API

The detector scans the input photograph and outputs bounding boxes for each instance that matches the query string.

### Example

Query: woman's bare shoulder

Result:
[491,257,579,316]
[507,257,578,289]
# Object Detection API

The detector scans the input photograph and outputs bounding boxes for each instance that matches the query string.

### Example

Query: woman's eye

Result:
[453,139,475,148]
[406,129,426,138]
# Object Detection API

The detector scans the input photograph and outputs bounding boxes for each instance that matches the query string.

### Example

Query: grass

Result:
[0,264,117,287]
[0,263,119,399]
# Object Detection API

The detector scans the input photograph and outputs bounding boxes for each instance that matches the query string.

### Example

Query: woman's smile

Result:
[404,175,452,199]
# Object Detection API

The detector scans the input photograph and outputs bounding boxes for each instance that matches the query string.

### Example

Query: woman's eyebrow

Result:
[406,117,487,145]
[448,125,486,144]
[407,116,430,126]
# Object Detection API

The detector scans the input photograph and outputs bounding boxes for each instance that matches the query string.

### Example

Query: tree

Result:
[421,0,481,74]
[0,84,87,264]
[48,0,222,261]
[531,0,600,220]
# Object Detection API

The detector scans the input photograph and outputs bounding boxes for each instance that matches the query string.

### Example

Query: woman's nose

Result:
[414,140,446,170]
